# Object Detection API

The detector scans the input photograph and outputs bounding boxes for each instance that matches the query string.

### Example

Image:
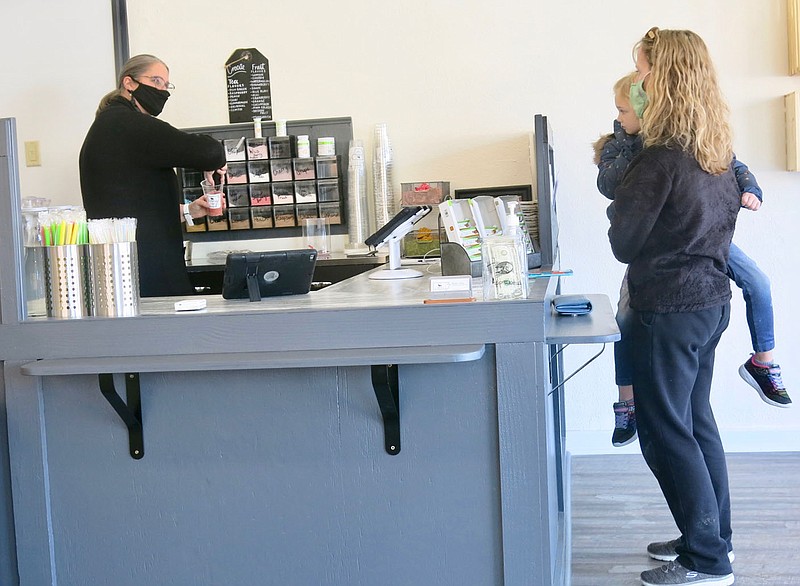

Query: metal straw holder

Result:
[44,244,92,319]
[89,242,140,317]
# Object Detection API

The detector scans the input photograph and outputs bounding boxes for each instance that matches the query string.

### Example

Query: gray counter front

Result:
[0,268,618,586]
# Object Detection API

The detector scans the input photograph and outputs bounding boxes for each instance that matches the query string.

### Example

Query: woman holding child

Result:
[607,27,739,586]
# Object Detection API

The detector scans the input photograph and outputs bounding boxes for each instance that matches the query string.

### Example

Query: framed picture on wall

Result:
[453,184,532,201]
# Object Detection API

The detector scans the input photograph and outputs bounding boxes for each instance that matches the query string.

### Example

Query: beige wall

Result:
[2,0,798,453]
[0,2,114,203]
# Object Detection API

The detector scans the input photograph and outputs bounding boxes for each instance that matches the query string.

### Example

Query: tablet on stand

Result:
[365,206,432,280]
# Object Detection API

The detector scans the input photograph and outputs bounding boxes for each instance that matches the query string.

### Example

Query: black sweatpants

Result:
[630,303,733,576]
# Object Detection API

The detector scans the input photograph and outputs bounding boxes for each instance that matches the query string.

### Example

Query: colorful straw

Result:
[39,209,88,246]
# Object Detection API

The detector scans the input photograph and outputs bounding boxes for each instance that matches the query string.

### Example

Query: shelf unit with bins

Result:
[179,117,353,243]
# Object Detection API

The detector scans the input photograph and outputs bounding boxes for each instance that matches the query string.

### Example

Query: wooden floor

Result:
[571,452,800,585]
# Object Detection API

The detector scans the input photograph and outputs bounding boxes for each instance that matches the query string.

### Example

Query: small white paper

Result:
[429,275,472,294]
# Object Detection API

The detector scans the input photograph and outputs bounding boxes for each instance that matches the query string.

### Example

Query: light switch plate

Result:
[24,141,41,167]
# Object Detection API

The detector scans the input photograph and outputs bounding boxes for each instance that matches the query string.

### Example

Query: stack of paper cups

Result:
[346,139,370,254]
[373,123,396,230]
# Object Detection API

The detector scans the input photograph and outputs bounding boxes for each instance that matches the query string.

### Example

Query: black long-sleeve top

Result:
[608,146,741,313]
[79,96,225,297]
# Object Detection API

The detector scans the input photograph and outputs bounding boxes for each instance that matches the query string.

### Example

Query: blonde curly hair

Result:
[636,27,733,175]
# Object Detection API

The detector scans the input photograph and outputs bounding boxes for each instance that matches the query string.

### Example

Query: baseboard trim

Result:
[566,429,800,456]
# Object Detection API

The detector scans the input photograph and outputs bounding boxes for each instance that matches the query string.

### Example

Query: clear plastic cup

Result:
[201,180,224,217]
[302,218,331,258]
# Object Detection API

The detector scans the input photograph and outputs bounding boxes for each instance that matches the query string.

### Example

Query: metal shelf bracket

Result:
[370,364,401,455]
[549,343,608,396]
[98,373,144,459]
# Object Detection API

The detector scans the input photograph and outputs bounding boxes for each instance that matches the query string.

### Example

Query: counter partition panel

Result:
[0,118,25,325]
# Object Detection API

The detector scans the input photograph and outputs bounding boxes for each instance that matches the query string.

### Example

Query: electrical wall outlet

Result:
[24,141,41,167]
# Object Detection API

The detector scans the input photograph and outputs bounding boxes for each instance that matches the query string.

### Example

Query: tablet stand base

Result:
[368,235,424,280]
[246,264,262,302]
[369,268,423,280]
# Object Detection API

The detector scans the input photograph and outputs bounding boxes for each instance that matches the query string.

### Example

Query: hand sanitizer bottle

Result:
[481,200,529,300]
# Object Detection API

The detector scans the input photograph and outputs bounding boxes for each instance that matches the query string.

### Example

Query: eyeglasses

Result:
[135,76,175,91]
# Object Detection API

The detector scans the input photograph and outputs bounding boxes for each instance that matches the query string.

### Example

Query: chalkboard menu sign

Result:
[226,48,272,123]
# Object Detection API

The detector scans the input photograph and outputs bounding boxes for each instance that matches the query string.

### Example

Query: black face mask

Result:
[131,82,170,116]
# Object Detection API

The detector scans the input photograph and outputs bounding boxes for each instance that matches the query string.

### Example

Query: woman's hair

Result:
[636,27,733,175]
[613,72,638,104]
[96,54,168,116]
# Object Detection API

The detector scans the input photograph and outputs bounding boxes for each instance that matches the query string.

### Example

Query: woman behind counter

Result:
[80,54,226,297]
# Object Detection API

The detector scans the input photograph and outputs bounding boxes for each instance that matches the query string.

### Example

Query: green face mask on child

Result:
[629,74,650,119]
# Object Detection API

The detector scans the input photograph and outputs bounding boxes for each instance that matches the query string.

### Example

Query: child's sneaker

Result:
[738,355,792,408]
[612,400,637,447]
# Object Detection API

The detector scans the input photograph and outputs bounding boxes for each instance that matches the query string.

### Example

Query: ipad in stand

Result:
[365,206,432,280]
[222,249,318,301]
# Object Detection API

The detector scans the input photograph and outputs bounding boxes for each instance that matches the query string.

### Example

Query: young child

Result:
[594,72,792,448]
